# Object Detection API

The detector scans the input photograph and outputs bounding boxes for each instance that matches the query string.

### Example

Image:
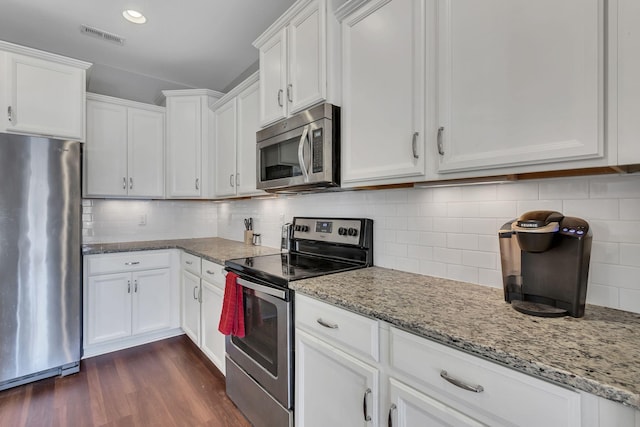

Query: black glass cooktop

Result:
[225,252,363,288]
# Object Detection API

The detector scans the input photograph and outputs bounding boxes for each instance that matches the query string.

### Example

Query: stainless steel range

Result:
[224,217,374,427]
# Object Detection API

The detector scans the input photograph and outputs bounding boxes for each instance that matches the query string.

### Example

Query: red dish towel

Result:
[218,272,245,337]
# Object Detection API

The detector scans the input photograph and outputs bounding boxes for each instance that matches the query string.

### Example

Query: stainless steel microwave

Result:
[256,103,340,193]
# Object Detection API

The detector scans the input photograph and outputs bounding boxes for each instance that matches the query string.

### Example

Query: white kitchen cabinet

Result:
[84,94,164,198]
[616,0,640,165]
[182,269,202,345]
[296,329,379,427]
[83,250,178,358]
[338,0,428,187]
[163,89,223,198]
[254,0,341,127]
[213,74,265,198]
[0,41,90,141]
[435,0,604,174]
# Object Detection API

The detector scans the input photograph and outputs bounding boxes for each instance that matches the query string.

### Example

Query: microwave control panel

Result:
[312,128,323,173]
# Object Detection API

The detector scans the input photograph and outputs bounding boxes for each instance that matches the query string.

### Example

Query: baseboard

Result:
[82,328,185,359]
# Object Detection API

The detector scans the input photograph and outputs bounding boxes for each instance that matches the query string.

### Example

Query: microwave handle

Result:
[297,125,310,182]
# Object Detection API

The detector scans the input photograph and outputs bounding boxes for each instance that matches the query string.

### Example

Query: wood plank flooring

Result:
[0,336,250,427]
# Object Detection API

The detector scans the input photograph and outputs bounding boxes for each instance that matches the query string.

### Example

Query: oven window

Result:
[260,136,302,181]
[231,288,279,377]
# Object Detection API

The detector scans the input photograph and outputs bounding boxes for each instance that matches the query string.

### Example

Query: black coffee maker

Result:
[498,211,592,318]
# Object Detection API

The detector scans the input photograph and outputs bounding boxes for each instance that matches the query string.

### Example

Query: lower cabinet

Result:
[83,250,180,358]
[180,252,226,375]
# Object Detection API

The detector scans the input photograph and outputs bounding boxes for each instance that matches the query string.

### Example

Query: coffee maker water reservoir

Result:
[499,211,592,318]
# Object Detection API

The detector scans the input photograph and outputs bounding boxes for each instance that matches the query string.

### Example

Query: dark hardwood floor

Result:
[0,336,250,427]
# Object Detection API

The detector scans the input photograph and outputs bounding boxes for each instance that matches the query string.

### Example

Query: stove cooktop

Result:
[225,252,363,288]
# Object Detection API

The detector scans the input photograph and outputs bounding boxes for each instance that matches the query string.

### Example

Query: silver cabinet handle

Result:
[195,178,200,190]
[185,261,193,265]
[316,318,338,329]
[124,261,140,266]
[123,177,127,190]
[287,84,293,102]
[193,285,199,300]
[134,280,138,293]
[127,280,131,294]
[7,106,12,122]
[277,89,284,107]
[363,388,372,422]
[205,270,215,275]
[129,177,133,190]
[412,132,419,159]
[440,370,484,393]
[229,173,235,187]
[388,404,397,427]
[437,126,445,155]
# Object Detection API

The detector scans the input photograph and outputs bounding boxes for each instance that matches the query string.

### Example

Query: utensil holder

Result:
[244,230,254,245]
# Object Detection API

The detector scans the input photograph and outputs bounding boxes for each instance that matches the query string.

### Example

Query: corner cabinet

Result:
[163,89,223,198]
[435,0,605,174]
[213,73,265,198]
[0,41,90,141]
[254,0,342,127]
[83,250,181,358]
[84,94,165,198]
[338,0,429,187]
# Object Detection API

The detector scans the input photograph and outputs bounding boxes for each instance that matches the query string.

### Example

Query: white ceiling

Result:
[0,0,296,104]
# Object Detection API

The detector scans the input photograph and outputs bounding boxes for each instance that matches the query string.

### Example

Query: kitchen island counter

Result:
[291,266,640,410]
[82,237,281,265]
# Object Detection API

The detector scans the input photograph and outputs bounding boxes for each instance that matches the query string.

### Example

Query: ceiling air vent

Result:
[80,25,125,46]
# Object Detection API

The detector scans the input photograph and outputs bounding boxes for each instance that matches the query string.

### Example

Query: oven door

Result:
[225,275,292,409]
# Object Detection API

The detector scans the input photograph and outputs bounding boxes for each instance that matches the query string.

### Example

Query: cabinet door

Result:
[236,81,264,197]
[341,0,426,185]
[214,98,238,197]
[84,100,128,197]
[86,273,132,345]
[201,279,226,375]
[617,0,640,164]
[166,96,202,197]
[288,0,325,114]
[436,0,603,173]
[132,268,172,336]
[259,28,288,126]
[296,329,379,427]
[128,107,165,198]
[388,378,484,427]
[4,53,85,140]
[181,270,201,346]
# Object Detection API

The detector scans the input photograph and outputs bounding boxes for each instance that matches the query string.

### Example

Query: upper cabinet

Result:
[253,0,343,127]
[615,0,640,165]
[163,89,223,199]
[338,0,428,187]
[212,73,265,198]
[84,94,165,198]
[0,41,91,141]
[434,0,605,174]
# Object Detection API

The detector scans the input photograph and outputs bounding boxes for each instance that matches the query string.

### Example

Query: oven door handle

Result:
[297,125,310,182]
[237,277,286,300]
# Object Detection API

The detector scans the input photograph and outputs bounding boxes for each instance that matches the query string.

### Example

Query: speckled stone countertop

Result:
[291,267,640,410]
[82,237,281,264]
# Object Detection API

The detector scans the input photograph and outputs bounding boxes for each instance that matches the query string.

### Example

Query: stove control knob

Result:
[338,227,347,236]
[348,227,358,237]
[301,225,309,232]
[294,225,301,231]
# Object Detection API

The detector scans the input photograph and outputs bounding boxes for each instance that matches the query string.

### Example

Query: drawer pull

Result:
[388,403,397,427]
[205,270,215,275]
[363,388,371,422]
[440,370,484,393]
[124,261,140,266]
[316,318,338,329]
[185,261,193,265]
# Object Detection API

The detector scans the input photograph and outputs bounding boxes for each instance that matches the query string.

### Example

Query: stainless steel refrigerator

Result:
[0,133,81,390]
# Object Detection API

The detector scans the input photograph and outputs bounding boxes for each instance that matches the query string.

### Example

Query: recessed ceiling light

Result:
[122,9,147,24]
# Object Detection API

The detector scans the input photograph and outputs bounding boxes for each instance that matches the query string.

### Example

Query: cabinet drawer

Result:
[87,251,171,276]
[202,259,224,287]
[181,252,201,275]
[389,327,581,427]
[295,294,379,363]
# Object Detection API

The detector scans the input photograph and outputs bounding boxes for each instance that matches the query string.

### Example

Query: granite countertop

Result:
[82,237,281,264]
[290,267,640,410]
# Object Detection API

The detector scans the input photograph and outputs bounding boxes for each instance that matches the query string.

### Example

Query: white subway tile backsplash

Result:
[478,201,517,218]
[590,263,640,290]
[385,242,408,257]
[419,260,447,278]
[407,245,433,261]
[447,233,478,250]
[417,231,447,247]
[478,235,500,253]
[432,186,463,203]
[463,218,498,235]
[462,250,497,269]
[590,220,640,244]
[407,216,433,231]
[496,181,539,201]
[479,268,503,288]
[447,264,478,283]
[397,230,422,245]
[462,184,497,201]
[590,175,640,199]
[563,199,619,220]
[516,200,563,215]
[620,244,640,267]
[590,242,620,264]
[433,247,462,264]
[421,202,448,217]
[433,217,462,233]
[619,288,640,312]
[539,177,589,199]
[587,284,619,308]
[447,202,480,218]
[620,199,640,220]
